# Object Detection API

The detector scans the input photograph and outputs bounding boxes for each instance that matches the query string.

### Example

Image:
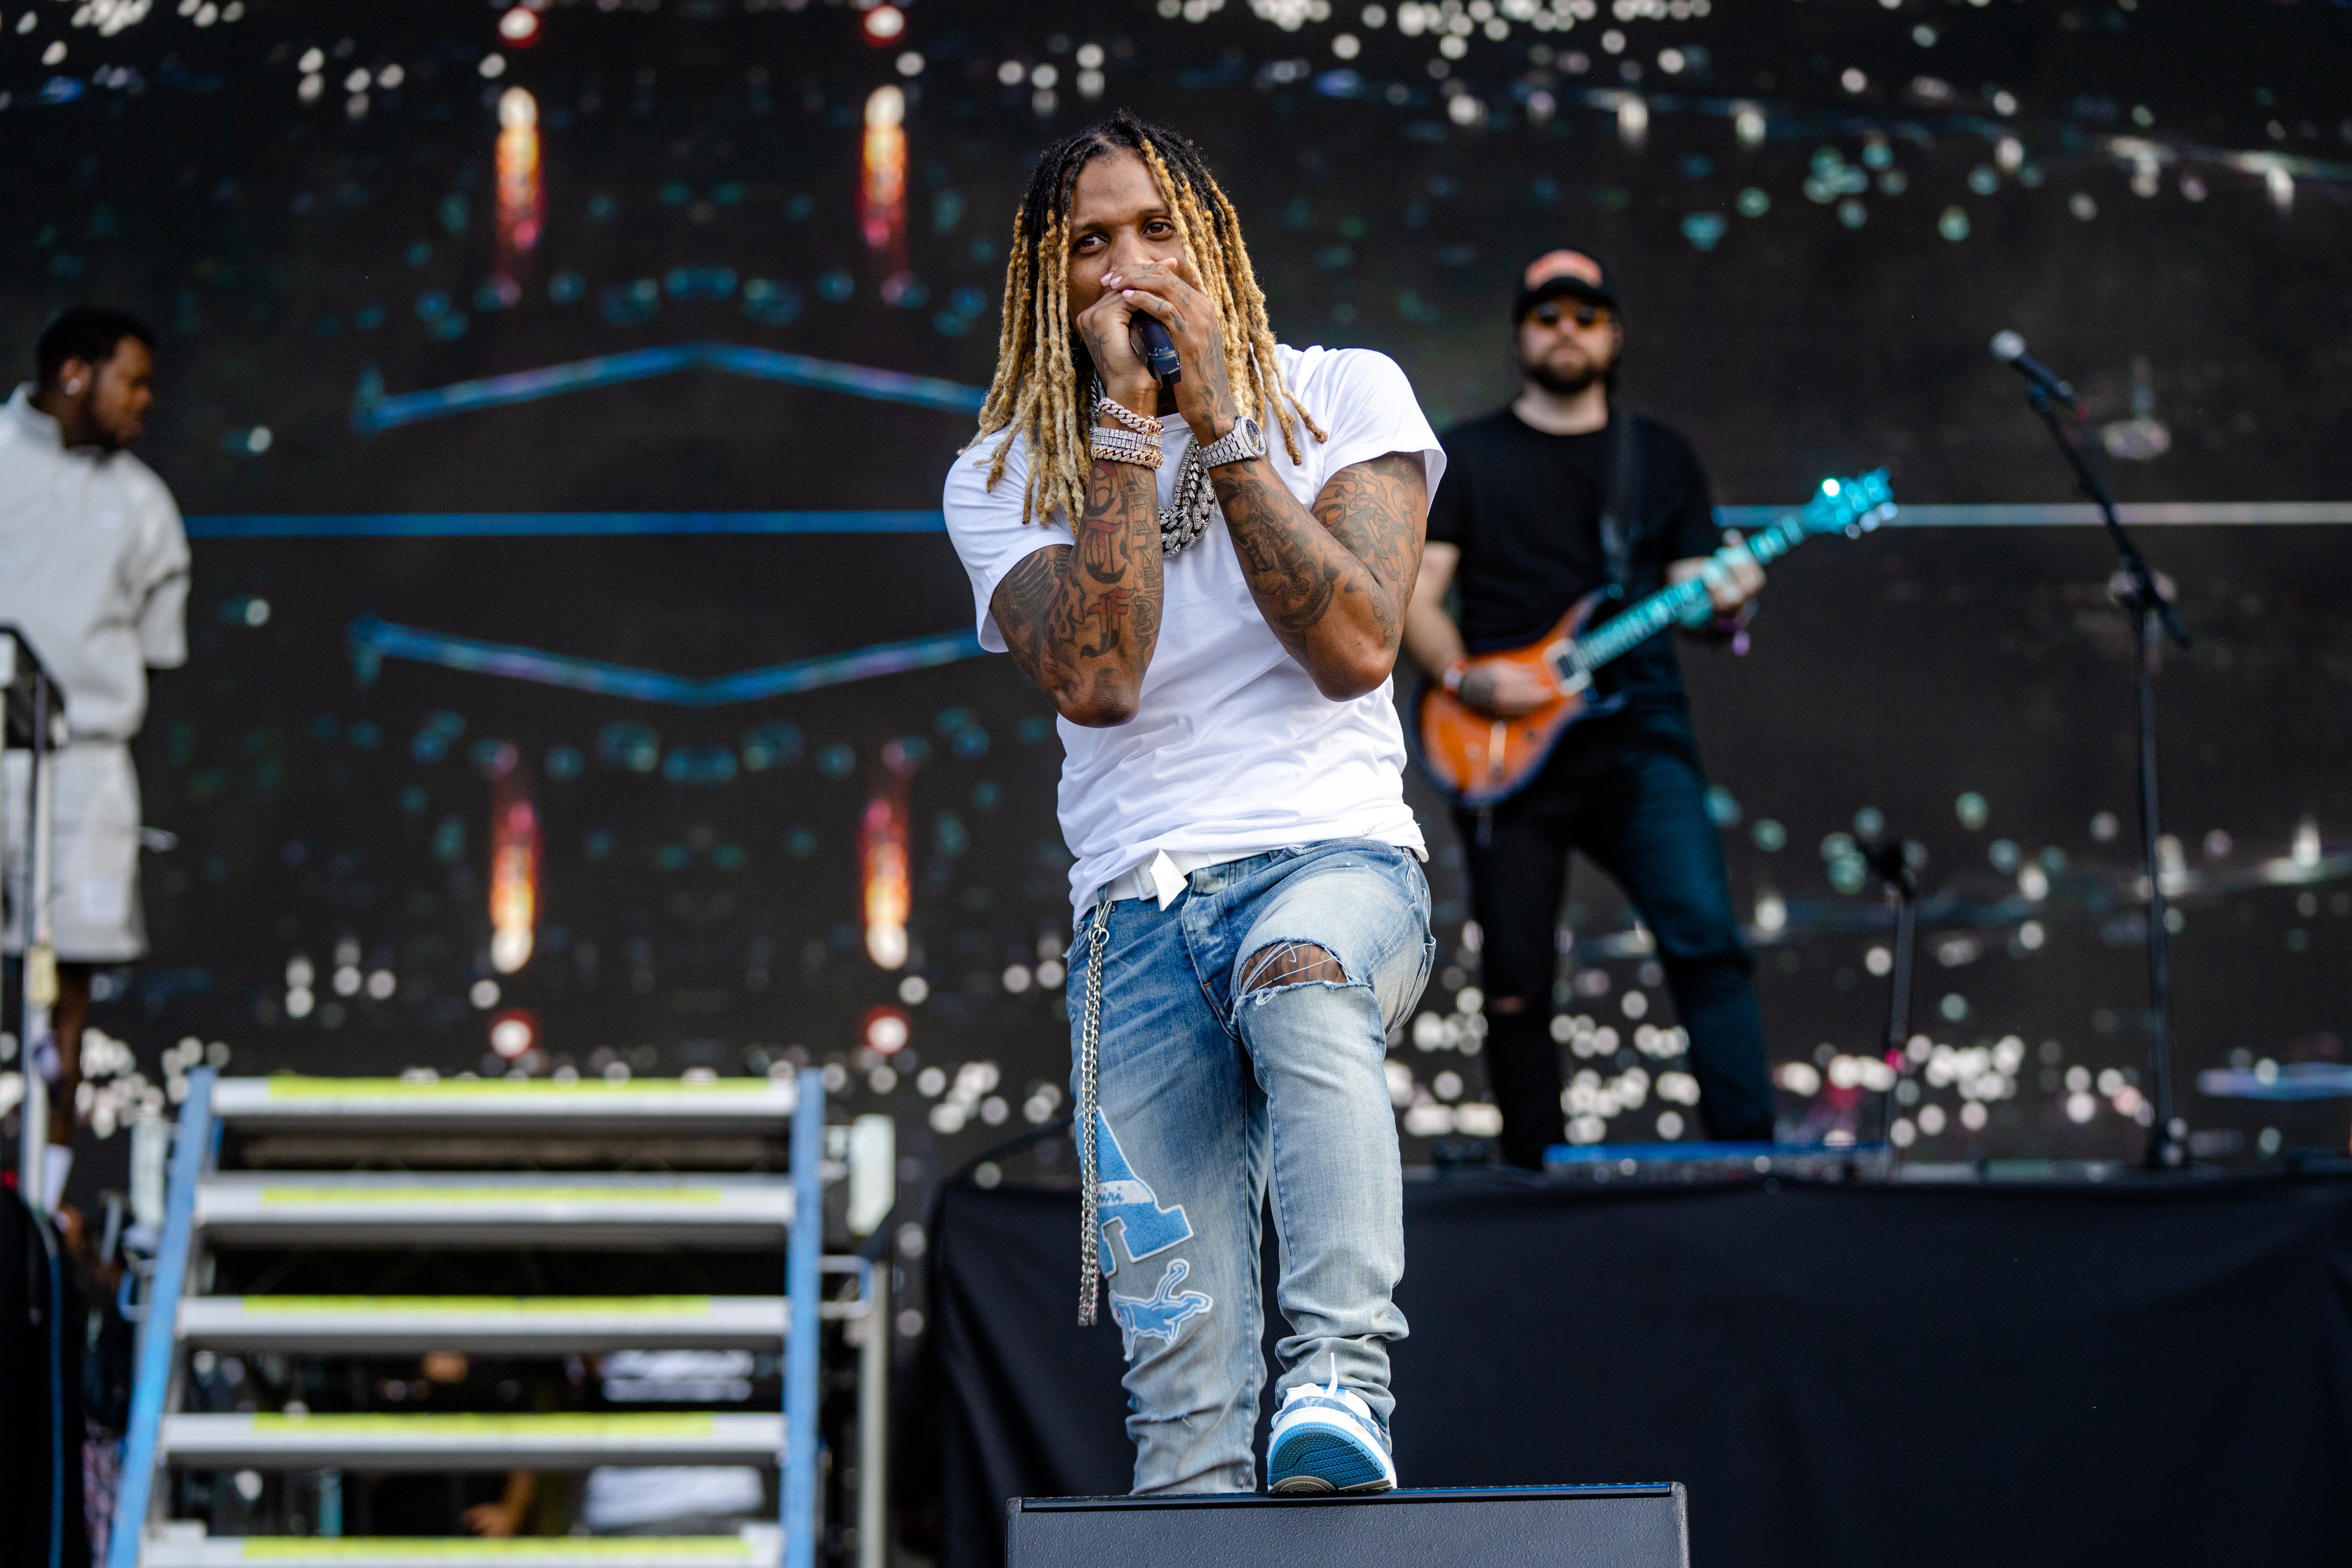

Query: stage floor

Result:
[904,1170,2352,1568]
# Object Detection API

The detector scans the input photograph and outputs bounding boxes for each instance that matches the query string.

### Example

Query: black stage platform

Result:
[903,1171,2352,1568]
[1006,1486,1686,1568]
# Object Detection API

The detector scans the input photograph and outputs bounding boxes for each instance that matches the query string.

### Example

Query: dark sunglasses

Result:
[1525,300,1613,331]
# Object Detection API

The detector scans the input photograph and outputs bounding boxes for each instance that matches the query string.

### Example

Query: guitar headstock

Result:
[1796,469,1898,538]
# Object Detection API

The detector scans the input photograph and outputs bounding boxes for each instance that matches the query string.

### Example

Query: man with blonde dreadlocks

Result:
[942,112,1443,1497]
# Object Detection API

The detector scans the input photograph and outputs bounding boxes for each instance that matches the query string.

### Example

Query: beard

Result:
[1522,348,1608,397]
[1525,359,1600,397]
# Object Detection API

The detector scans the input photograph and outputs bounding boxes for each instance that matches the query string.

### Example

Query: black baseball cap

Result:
[1512,247,1619,318]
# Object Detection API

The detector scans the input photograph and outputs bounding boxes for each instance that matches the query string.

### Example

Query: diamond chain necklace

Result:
[1096,378,1217,557]
[1157,441,1217,557]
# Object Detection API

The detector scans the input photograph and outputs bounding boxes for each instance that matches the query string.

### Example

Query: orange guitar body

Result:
[1413,469,1898,808]
[1415,589,1613,809]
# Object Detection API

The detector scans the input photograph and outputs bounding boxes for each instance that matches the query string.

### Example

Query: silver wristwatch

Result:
[1196,414,1267,469]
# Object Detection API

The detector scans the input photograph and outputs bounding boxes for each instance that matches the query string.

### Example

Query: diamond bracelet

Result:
[1094,381,1164,437]
[1089,426,1163,469]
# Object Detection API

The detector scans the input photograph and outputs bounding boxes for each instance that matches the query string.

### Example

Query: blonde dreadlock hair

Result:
[965,111,1326,526]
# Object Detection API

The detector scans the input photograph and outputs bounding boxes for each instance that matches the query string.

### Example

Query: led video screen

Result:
[4,0,2348,1197]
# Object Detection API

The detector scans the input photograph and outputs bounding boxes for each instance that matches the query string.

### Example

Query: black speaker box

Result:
[1008,1484,1689,1568]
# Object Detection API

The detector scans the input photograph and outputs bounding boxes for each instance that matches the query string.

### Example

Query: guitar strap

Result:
[1595,408,1646,602]
[1471,412,1646,846]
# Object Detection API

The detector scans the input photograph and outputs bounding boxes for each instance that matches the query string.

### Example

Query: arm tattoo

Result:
[1214,450,1428,682]
[1081,586,1138,658]
[1220,464,1346,639]
[992,547,1079,700]
[1077,470,1127,583]
[989,453,1163,718]
[1316,453,1428,621]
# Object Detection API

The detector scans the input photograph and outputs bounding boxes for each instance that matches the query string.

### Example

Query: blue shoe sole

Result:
[1267,1430,1394,1494]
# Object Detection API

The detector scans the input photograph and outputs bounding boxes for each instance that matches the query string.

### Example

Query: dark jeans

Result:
[1455,707,1773,1168]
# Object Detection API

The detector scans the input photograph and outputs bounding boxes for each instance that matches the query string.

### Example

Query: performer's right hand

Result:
[1458,661,1555,716]
[1074,286,1161,418]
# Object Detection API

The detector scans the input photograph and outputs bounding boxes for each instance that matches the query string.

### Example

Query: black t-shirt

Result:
[1426,408,1719,708]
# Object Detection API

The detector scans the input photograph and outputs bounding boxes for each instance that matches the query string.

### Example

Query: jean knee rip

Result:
[1237,941,1352,998]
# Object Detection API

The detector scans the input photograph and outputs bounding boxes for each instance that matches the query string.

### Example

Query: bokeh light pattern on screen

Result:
[0,0,2347,1211]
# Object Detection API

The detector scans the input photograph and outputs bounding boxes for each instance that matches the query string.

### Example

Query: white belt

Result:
[1095,848,1264,912]
[1093,840,1428,912]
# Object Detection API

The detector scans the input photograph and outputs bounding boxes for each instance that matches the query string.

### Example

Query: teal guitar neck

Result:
[1572,471,1897,671]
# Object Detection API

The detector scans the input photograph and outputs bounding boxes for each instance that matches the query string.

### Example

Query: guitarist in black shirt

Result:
[1402,247,1773,1169]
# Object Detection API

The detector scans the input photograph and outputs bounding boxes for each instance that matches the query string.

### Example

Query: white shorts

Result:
[3,740,149,963]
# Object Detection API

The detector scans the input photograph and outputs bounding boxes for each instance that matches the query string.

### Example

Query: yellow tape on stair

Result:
[261,1077,777,1098]
[236,1540,751,1560]
[254,1188,730,1206]
[247,1413,721,1436]
[237,1297,721,1316]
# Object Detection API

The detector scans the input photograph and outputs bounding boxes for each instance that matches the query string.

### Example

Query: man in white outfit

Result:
[0,305,190,1197]
[941,114,1441,1496]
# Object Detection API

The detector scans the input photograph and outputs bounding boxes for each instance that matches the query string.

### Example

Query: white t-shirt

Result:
[943,344,1445,911]
[0,386,189,741]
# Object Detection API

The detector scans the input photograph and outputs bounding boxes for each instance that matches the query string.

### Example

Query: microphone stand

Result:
[2018,381,2192,1170]
[1862,836,1919,1170]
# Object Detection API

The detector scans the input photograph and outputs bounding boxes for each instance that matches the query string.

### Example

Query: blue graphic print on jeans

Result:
[1093,1110,1194,1276]
[1108,1258,1216,1358]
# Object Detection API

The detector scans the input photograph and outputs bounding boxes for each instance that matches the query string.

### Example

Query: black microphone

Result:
[1133,318,1182,388]
[1989,330,2080,412]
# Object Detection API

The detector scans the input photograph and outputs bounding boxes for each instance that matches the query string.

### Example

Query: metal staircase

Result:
[176,1295,790,1353]
[143,1541,783,1568]
[106,1068,888,1568]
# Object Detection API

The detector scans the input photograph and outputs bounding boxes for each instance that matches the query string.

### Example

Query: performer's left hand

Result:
[1102,255,1241,448]
[1669,528,1764,618]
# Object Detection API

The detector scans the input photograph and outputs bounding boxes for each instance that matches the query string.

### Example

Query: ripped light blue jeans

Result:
[1067,839,1436,1495]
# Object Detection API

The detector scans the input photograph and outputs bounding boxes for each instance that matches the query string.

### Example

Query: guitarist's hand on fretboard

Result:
[1666,528,1766,626]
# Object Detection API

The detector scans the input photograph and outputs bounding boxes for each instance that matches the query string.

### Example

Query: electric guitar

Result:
[1416,470,1896,808]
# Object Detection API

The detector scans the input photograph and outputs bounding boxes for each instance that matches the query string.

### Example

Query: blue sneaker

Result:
[1266,1366,1397,1495]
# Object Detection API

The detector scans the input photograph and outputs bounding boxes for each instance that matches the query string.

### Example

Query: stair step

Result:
[161,1413,785,1470]
[143,1535,779,1568]
[195,1175,791,1247]
[213,1076,796,1133]
[178,1296,787,1353]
